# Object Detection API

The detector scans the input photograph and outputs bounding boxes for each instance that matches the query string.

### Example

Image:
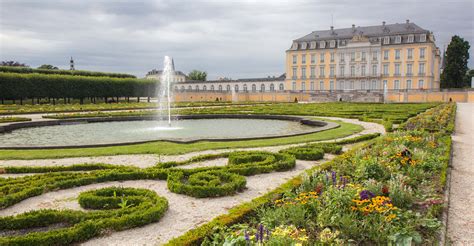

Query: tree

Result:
[188,70,207,81]
[1,61,28,67]
[38,64,59,70]
[441,35,470,88]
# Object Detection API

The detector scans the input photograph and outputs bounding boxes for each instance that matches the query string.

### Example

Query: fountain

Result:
[158,56,175,126]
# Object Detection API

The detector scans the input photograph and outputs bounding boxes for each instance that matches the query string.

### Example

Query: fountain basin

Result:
[0,115,338,149]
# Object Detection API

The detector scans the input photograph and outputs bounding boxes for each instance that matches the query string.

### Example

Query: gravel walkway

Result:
[447,103,474,245]
[0,116,384,169]
[0,158,329,245]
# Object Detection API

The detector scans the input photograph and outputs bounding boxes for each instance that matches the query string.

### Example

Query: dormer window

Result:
[291,42,298,50]
[420,34,427,42]
[320,41,326,48]
[407,34,414,43]
[310,41,316,49]
[301,42,307,49]
[383,36,390,45]
[329,40,336,48]
[395,36,401,44]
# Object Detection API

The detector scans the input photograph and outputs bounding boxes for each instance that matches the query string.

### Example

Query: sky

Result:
[0,0,473,79]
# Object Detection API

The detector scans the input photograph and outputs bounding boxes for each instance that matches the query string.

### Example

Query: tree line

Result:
[0,72,157,104]
[0,66,136,79]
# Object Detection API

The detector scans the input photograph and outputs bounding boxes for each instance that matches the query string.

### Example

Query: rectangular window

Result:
[319,66,325,77]
[372,65,377,76]
[292,67,297,79]
[301,82,306,91]
[350,52,355,61]
[420,34,427,42]
[383,64,389,76]
[330,52,335,62]
[407,35,414,43]
[361,65,366,76]
[350,81,354,90]
[418,79,424,89]
[419,63,425,75]
[394,80,400,89]
[361,81,366,90]
[301,55,306,64]
[350,66,355,76]
[372,80,377,90]
[310,81,314,91]
[407,48,413,59]
[383,36,390,44]
[395,36,401,44]
[420,48,426,59]
[339,53,345,62]
[311,54,315,64]
[330,66,335,77]
[384,50,389,60]
[372,51,378,61]
[292,55,297,65]
[361,52,366,61]
[292,81,296,90]
[407,64,413,76]
[339,65,345,76]
[301,67,306,79]
[395,49,401,60]
[310,67,315,78]
[330,81,334,91]
[339,81,344,90]
[406,79,412,89]
[395,64,400,76]
[320,81,324,90]
[320,53,325,63]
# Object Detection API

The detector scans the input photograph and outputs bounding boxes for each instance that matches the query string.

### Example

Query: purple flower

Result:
[359,190,375,200]
[342,177,347,188]
[331,171,337,185]
[244,230,249,242]
[258,224,264,242]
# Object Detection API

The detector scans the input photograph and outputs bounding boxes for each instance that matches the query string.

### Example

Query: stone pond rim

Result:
[0,114,339,149]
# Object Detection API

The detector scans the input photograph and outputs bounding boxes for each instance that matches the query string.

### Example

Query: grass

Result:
[0,117,31,123]
[0,120,361,160]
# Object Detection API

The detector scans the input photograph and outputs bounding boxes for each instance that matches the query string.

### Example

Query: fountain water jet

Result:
[158,56,175,126]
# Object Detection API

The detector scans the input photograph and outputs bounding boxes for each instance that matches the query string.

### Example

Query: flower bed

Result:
[195,103,455,245]
[0,187,168,245]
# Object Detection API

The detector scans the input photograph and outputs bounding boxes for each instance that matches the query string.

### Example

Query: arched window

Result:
[279,83,284,91]
[181,86,185,92]
[203,85,207,91]
[210,85,215,91]
[260,84,265,92]
[226,85,231,91]
[219,85,223,91]
[195,85,199,91]
[252,84,257,92]
[234,84,239,92]
[188,85,192,91]
[243,84,248,92]
[270,83,275,91]
[174,86,178,91]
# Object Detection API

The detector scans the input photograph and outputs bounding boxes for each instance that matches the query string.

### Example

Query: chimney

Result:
[330,26,334,31]
[382,21,386,26]
[352,24,355,29]
[406,19,410,24]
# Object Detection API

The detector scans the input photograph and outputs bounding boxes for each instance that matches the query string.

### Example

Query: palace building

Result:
[286,20,441,92]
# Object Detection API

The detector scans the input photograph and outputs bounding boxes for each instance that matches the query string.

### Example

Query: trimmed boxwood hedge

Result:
[0,187,168,246]
[279,143,342,160]
[167,170,246,198]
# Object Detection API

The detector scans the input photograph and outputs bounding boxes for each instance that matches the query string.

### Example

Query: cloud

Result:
[0,0,472,79]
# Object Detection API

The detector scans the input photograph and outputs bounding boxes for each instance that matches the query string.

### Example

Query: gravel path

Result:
[0,158,329,245]
[0,116,384,169]
[447,103,474,245]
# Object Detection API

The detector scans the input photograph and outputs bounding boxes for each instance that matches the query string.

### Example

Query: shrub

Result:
[280,146,324,160]
[167,170,246,198]
[0,66,136,78]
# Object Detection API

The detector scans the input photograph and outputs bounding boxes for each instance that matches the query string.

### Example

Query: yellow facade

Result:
[285,22,441,91]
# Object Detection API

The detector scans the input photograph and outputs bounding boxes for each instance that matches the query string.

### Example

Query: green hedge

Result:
[0,187,168,246]
[0,72,156,100]
[0,163,126,174]
[0,66,136,78]
[167,170,246,198]
[280,146,325,160]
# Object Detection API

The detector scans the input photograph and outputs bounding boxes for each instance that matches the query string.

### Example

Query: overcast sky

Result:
[0,0,473,79]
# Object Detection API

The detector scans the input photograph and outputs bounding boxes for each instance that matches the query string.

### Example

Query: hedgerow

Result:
[0,187,168,246]
[0,66,136,78]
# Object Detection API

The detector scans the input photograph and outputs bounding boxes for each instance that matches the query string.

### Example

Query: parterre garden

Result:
[0,102,455,245]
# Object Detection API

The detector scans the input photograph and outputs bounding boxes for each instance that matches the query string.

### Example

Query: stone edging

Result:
[0,114,339,149]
